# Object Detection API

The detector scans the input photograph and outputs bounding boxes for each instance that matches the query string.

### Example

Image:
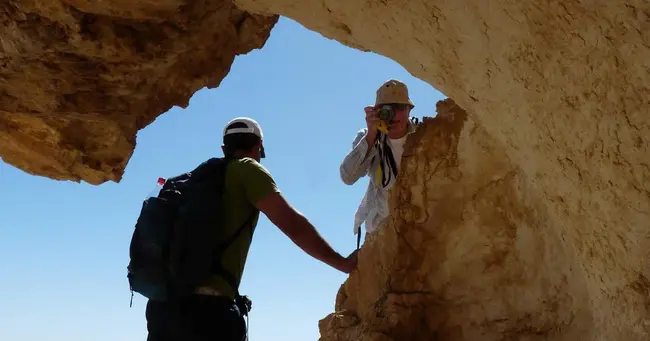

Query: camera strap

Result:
[375,132,398,188]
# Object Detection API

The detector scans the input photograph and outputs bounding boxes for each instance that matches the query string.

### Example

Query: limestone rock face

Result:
[318,99,648,341]
[0,0,277,184]
[229,1,649,339]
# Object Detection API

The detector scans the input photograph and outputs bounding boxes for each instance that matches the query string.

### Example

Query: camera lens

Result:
[378,106,394,121]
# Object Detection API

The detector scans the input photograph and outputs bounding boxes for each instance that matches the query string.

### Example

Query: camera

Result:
[377,105,395,121]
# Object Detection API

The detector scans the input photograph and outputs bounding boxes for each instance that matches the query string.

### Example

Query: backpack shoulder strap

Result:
[160,157,227,193]
[211,210,257,297]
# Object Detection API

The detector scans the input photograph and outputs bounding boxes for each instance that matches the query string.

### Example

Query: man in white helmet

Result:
[145,117,357,341]
[340,80,418,248]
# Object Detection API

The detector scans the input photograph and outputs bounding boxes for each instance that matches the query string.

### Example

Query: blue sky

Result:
[0,17,444,341]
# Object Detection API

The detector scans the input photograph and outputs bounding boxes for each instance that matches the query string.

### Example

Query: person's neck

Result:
[231,151,256,159]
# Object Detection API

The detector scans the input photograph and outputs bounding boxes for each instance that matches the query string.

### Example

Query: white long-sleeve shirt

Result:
[339,121,416,235]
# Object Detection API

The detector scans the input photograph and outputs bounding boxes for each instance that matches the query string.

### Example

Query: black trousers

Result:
[145,295,246,341]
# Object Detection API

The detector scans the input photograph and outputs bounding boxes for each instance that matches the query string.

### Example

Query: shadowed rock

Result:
[0,0,278,184]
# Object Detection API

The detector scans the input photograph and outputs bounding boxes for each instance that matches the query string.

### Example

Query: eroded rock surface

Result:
[0,0,277,184]
[319,99,648,341]
[232,1,650,339]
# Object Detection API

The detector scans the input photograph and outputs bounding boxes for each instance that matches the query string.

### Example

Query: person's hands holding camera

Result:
[364,105,379,145]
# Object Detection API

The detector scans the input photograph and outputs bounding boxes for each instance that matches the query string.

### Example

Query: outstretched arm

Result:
[254,192,355,273]
[238,160,356,273]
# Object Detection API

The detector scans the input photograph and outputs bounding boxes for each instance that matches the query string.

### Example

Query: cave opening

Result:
[0,15,448,341]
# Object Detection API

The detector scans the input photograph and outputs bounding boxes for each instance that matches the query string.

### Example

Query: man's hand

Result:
[364,106,379,145]
[337,250,359,274]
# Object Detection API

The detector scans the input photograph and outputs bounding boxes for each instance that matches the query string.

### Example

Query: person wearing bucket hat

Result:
[339,80,419,249]
[143,117,358,341]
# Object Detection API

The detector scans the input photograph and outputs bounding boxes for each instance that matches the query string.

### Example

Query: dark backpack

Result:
[126,156,254,306]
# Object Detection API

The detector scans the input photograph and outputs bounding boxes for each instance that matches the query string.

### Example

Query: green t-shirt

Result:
[203,157,280,299]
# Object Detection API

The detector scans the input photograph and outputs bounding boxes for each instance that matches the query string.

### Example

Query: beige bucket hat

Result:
[375,79,415,108]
